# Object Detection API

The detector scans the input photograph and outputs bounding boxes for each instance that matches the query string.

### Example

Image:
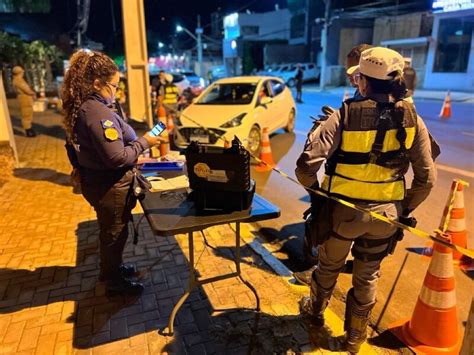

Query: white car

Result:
[174,76,296,156]
[277,63,320,87]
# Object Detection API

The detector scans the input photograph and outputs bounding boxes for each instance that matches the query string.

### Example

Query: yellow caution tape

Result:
[181,115,474,259]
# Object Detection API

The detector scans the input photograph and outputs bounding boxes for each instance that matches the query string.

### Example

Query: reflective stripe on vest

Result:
[323,99,417,202]
[322,174,406,201]
[163,85,178,104]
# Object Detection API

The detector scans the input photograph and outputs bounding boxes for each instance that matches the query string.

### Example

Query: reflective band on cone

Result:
[439,91,452,119]
[389,234,461,354]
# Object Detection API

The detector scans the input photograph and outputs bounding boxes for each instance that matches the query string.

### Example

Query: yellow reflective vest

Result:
[162,84,178,104]
[322,99,417,202]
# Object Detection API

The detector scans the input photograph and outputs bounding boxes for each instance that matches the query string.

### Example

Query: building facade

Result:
[424,3,474,91]
[222,9,291,76]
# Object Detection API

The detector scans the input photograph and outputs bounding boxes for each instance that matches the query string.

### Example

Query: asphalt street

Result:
[250,89,474,333]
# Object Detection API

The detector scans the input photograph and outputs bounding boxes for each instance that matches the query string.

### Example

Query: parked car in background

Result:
[181,70,206,89]
[150,72,191,94]
[275,63,320,87]
[208,65,226,83]
[174,76,296,157]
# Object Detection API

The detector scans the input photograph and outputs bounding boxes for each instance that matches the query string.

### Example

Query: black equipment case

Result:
[185,137,255,211]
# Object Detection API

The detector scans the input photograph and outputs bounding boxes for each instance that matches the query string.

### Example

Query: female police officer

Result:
[296,47,436,353]
[62,50,165,296]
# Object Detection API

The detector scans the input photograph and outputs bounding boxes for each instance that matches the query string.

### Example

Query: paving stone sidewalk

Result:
[0,103,383,354]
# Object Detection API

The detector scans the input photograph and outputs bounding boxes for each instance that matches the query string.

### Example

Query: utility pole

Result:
[196,15,204,77]
[77,0,82,47]
[319,0,331,91]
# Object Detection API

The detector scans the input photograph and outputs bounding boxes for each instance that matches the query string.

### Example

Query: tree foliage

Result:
[0,31,64,93]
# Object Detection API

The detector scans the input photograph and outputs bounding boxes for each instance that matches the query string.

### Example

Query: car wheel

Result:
[284,109,295,133]
[287,78,296,87]
[247,125,262,157]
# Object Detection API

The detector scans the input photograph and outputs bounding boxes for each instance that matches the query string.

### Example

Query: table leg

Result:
[160,231,197,336]
[235,222,260,312]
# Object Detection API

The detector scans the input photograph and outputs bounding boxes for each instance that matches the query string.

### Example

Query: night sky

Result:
[1,0,432,54]
[51,0,287,52]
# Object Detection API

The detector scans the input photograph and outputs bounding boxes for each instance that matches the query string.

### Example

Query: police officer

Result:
[160,73,179,119]
[294,44,373,286]
[61,50,166,296]
[296,47,436,353]
[12,66,36,137]
[295,64,304,103]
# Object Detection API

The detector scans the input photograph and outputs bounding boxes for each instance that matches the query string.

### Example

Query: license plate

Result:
[190,135,209,144]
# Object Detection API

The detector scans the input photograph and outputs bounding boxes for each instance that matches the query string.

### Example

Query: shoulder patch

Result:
[101,119,114,128]
[104,127,119,141]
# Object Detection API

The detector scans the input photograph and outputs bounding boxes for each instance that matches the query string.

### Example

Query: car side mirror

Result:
[260,96,272,106]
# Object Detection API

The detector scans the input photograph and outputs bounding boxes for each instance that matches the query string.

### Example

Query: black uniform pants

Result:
[296,83,303,102]
[81,170,136,282]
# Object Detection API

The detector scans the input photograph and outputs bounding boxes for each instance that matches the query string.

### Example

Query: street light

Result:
[158,42,164,48]
[175,17,204,77]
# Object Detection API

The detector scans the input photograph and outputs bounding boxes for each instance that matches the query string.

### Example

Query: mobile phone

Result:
[149,121,166,137]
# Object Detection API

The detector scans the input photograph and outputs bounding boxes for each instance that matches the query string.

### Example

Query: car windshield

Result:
[183,71,197,77]
[172,74,184,83]
[197,83,257,105]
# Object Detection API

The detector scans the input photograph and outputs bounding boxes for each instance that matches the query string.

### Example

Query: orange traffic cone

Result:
[445,181,470,265]
[255,127,275,172]
[343,88,350,101]
[389,233,461,354]
[167,115,175,135]
[439,91,452,119]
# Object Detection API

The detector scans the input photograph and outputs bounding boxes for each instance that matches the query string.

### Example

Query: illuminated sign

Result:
[432,0,474,12]
[224,13,240,39]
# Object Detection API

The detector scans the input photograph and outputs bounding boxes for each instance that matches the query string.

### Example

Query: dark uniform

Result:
[295,66,304,103]
[67,93,150,290]
[296,93,436,352]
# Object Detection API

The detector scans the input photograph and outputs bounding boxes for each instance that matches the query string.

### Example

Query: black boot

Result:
[344,288,376,354]
[99,262,138,282]
[25,128,37,137]
[299,275,335,326]
[293,265,317,286]
[119,262,138,278]
[106,275,144,296]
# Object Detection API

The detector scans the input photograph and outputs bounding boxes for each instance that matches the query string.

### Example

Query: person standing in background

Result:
[295,64,304,103]
[403,58,417,103]
[12,66,36,137]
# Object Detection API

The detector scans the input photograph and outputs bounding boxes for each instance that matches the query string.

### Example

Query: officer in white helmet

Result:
[296,47,436,353]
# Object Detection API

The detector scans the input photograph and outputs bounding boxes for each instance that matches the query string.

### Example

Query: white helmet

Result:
[164,73,173,83]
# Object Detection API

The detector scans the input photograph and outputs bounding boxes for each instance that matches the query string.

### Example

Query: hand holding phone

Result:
[149,121,166,137]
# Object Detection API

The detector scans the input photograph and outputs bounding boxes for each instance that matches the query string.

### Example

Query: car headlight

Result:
[220,113,246,128]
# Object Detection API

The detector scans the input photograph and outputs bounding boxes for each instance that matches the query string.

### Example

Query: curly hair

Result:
[61,50,118,142]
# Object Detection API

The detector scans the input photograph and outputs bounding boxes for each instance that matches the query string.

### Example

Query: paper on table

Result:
[148,175,189,192]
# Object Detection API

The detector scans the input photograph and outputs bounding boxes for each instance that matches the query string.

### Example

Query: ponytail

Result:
[61,50,118,142]
[389,71,407,101]
[362,71,407,101]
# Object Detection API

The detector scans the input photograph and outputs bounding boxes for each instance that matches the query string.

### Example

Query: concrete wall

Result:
[238,9,290,41]
[338,27,373,66]
[264,44,306,65]
[373,13,424,45]
[424,9,474,91]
